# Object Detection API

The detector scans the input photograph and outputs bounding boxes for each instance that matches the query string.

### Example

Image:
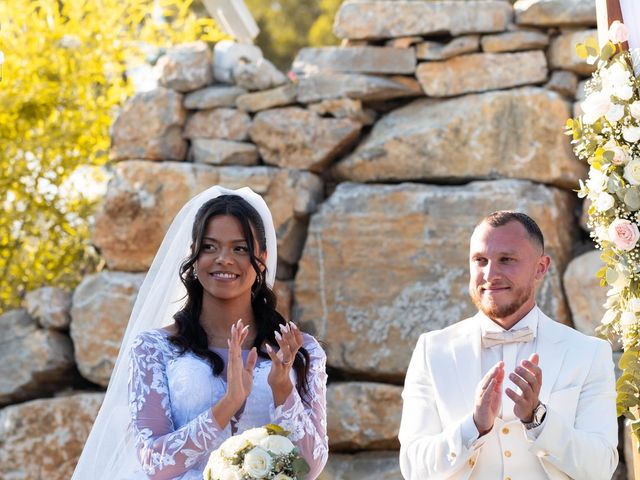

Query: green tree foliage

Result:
[0,0,224,313]
[245,0,339,70]
[308,0,342,48]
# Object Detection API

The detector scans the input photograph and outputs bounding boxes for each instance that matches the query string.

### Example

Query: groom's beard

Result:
[469,282,534,321]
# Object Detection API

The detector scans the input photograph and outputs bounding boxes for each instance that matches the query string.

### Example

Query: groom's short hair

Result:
[478,211,545,253]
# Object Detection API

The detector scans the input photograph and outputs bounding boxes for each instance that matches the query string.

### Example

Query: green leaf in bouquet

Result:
[576,43,589,59]
[625,188,640,211]
[606,268,619,285]
[603,150,615,163]
[600,42,616,62]
[292,457,311,478]
[265,423,290,436]
[596,266,607,278]
[619,347,640,372]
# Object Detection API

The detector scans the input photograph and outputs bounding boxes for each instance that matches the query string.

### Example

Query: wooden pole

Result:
[596,0,629,49]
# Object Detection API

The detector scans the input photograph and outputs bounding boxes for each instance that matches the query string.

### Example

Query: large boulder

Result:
[416,51,548,97]
[236,84,298,113]
[416,35,480,61]
[70,271,145,386]
[562,250,608,338]
[24,286,72,330]
[328,382,402,451]
[548,29,598,75]
[157,41,213,92]
[319,451,402,480]
[233,58,287,91]
[294,181,578,378]
[0,309,75,405]
[514,0,596,27]
[481,30,549,53]
[183,108,251,141]
[0,393,104,480]
[110,88,187,161]
[189,139,259,166]
[293,46,416,75]
[183,85,247,110]
[249,107,362,172]
[297,73,423,103]
[93,162,324,272]
[333,0,513,40]
[332,87,585,189]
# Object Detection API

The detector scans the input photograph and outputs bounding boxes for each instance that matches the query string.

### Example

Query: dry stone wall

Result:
[1,0,630,478]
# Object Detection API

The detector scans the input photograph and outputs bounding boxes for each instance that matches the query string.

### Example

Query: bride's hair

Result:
[169,195,311,402]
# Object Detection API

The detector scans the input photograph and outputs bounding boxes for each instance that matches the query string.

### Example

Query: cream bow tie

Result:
[481,326,534,348]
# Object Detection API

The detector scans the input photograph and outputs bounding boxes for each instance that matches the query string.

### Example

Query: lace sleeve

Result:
[272,334,328,480]
[128,331,228,480]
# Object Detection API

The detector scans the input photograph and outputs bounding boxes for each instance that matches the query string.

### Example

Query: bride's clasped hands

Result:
[224,318,304,413]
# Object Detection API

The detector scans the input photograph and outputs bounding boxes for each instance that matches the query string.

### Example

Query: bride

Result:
[72,186,328,479]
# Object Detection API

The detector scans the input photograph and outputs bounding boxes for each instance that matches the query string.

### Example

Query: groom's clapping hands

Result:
[473,361,504,436]
[506,353,543,423]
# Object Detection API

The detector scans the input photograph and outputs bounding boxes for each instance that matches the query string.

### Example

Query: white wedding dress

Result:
[126,330,328,480]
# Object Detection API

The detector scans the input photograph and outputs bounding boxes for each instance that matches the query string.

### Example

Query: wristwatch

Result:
[522,402,547,430]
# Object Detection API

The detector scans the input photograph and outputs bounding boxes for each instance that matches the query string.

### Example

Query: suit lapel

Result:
[450,316,483,414]
[536,312,568,404]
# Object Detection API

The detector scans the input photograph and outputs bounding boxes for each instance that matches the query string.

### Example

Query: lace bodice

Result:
[128,329,328,480]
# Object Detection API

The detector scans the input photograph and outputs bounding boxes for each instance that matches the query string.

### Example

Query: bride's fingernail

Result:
[266,344,273,353]
[275,331,282,341]
[290,322,298,330]
[242,325,250,334]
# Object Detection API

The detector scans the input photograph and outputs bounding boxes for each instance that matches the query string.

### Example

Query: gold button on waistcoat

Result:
[502,427,510,434]
[504,450,512,458]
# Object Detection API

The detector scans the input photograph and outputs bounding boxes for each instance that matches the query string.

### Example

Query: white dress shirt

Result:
[459,306,548,479]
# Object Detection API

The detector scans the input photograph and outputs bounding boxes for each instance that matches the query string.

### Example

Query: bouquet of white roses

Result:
[203,424,310,480]
[565,20,640,438]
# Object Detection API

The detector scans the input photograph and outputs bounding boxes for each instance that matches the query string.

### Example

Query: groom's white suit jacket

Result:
[399,309,618,480]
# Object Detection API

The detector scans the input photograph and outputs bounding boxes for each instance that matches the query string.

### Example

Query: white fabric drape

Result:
[620,0,640,75]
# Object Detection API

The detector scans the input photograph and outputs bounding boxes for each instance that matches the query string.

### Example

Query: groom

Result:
[399,211,618,479]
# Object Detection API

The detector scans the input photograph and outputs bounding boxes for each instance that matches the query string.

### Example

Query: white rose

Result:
[620,311,637,326]
[608,20,629,44]
[220,468,243,480]
[613,83,634,100]
[273,474,293,480]
[259,434,296,455]
[624,159,640,185]
[581,91,612,124]
[604,140,629,165]
[594,192,615,212]
[602,308,617,325]
[586,167,608,193]
[630,101,640,120]
[623,126,640,143]
[603,62,631,91]
[628,298,640,313]
[596,225,611,243]
[220,435,248,457]
[243,447,273,479]
[606,103,625,124]
[242,427,270,445]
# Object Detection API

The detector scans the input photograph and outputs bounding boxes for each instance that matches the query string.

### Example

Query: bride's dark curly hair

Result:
[168,194,311,402]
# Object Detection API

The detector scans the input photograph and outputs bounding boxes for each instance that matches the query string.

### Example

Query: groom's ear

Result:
[534,254,551,281]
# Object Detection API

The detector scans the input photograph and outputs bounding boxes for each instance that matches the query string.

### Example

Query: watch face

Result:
[534,404,546,423]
